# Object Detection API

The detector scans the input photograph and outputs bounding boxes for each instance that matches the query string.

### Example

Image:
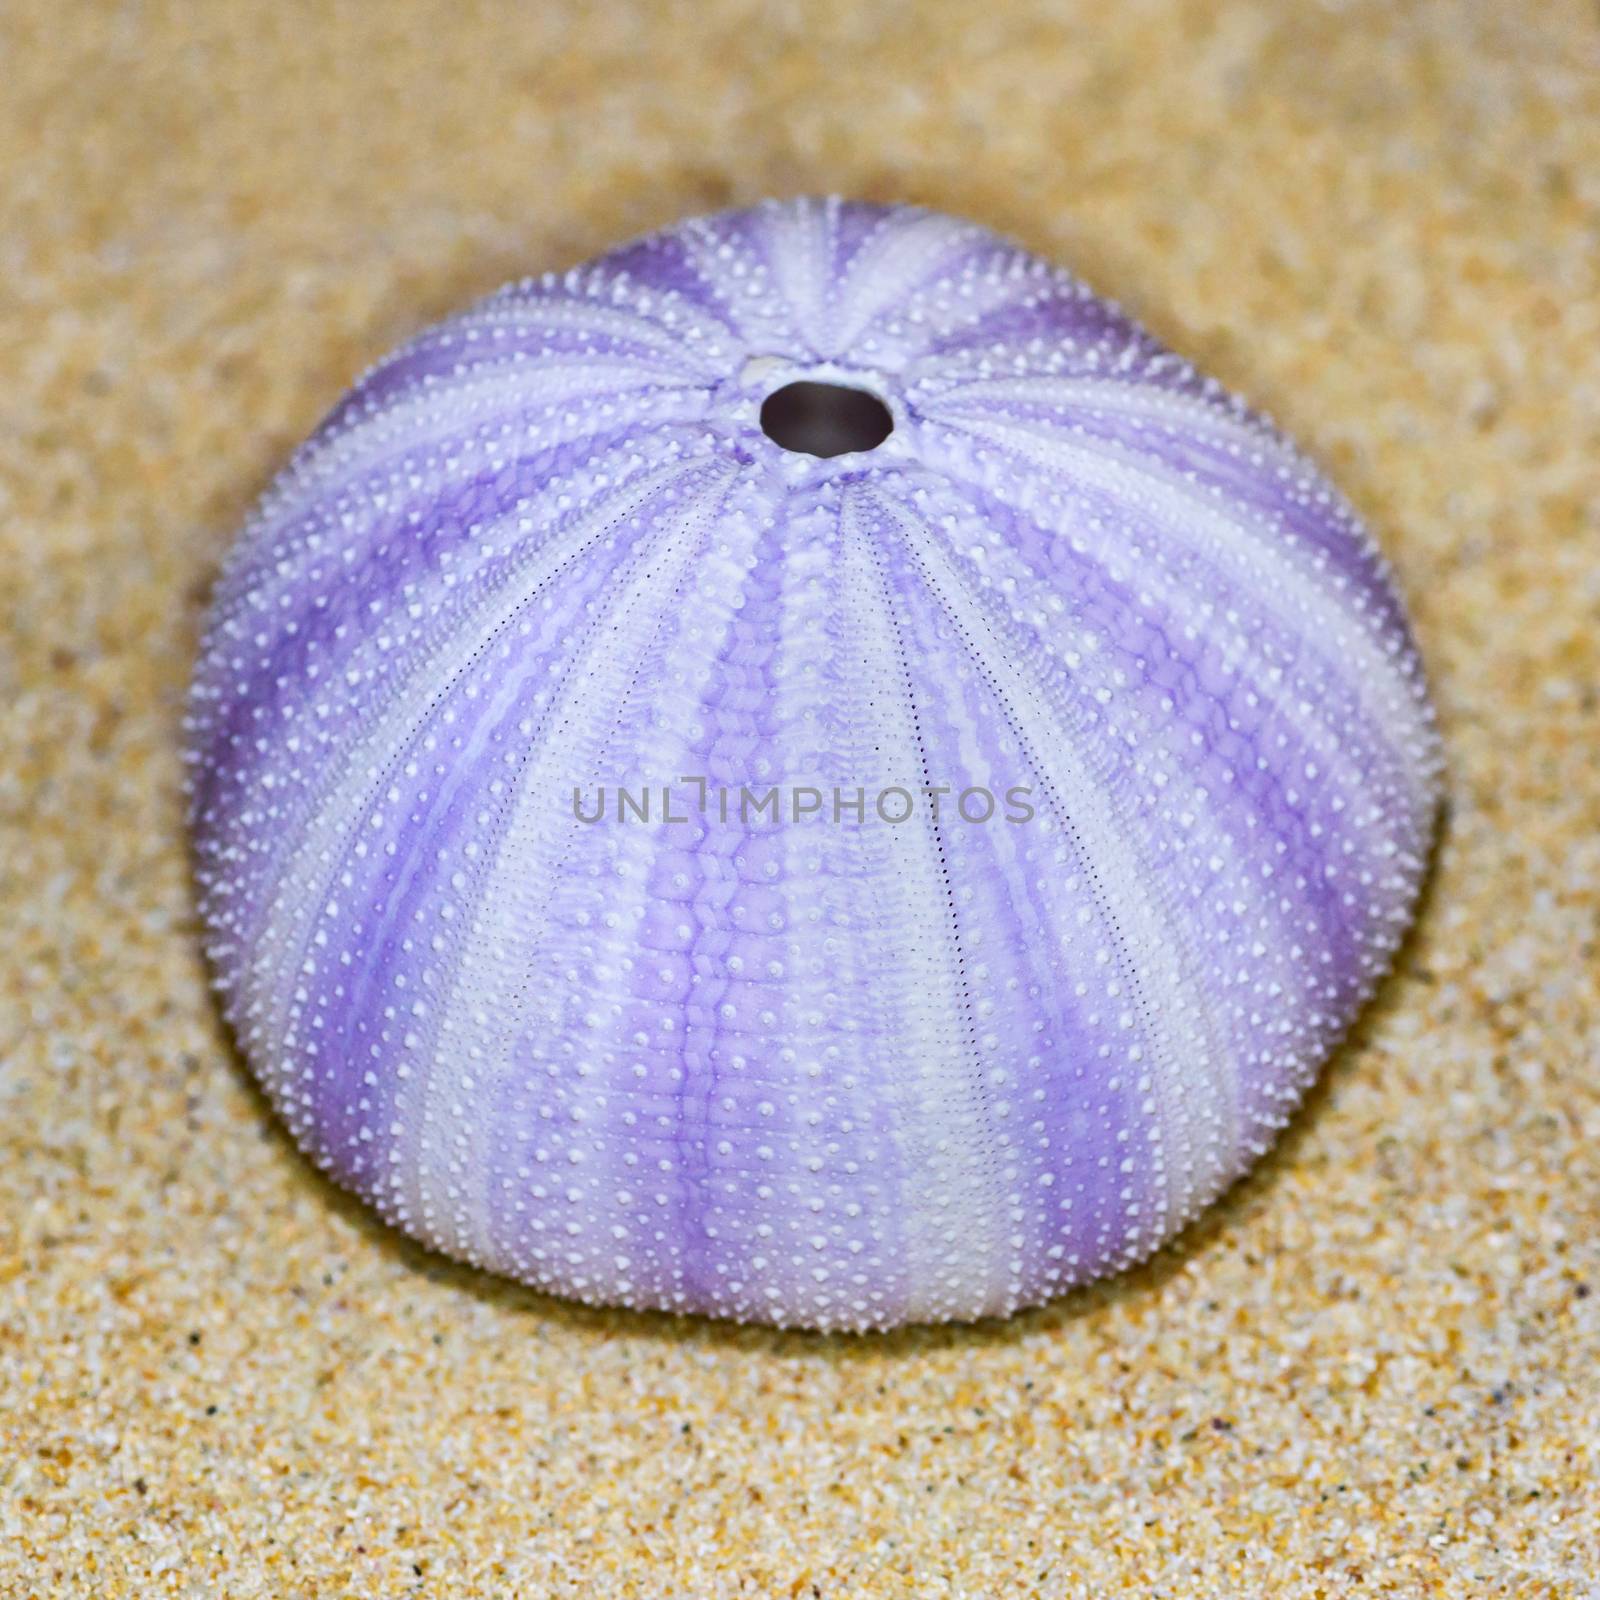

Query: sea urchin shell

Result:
[186,198,1440,1331]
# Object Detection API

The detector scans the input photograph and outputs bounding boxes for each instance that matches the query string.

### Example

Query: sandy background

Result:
[3,1,1598,1594]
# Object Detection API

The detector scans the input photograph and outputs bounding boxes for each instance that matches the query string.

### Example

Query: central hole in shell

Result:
[759,381,894,458]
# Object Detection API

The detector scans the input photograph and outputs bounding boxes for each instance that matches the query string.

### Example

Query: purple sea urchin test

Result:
[186,198,1440,1331]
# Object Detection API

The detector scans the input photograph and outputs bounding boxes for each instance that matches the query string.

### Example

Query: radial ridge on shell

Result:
[186,197,1441,1331]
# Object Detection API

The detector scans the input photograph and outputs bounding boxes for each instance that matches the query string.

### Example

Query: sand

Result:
[2,1,1597,1593]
